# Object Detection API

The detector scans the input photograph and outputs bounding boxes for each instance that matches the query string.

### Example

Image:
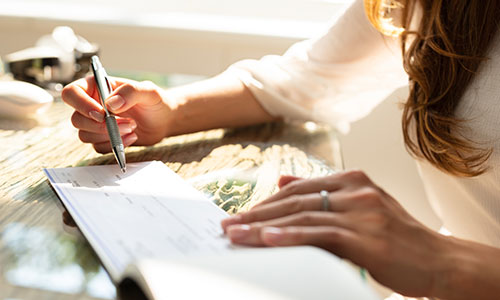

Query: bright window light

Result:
[3,0,355,23]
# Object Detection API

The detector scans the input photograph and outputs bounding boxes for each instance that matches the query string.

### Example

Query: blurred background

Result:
[0,0,354,82]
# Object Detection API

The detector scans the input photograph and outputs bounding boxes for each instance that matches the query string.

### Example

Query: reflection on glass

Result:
[189,143,335,215]
[2,222,115,299]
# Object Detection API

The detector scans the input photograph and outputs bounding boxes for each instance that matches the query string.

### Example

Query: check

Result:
[44,161,231,280]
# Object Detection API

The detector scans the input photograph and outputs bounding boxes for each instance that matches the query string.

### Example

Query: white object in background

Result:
[0,81,53,118]
[36,26,78,82]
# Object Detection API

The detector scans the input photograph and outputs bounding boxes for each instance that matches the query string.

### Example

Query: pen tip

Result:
[121,167,126,173]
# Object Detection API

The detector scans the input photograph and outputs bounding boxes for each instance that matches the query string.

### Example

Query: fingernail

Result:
[262,227,283,244]
[130,121,137,130]
[221,215,242,229]
[227,224,250,241]
[107,95,125,111]
[118,123,133,134]
[123,133,138,146]
[89,110,104,122]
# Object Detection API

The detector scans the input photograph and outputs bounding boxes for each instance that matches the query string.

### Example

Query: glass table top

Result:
[0,97,342,300]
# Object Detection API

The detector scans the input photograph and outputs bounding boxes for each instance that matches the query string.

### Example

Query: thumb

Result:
[106,80,163,114]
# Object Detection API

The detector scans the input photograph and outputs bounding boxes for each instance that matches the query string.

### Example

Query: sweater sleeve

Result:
[227,0,408,134]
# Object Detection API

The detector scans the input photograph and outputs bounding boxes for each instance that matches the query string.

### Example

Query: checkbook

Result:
[44,161,378,300]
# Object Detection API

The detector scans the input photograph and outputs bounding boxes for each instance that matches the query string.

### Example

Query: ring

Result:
[320,190,329,211]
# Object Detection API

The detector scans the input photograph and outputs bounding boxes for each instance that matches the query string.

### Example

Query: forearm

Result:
[432,236,500,300]
[163,71,276,137]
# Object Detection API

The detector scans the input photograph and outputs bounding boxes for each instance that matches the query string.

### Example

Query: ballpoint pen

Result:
[90,55,127,173]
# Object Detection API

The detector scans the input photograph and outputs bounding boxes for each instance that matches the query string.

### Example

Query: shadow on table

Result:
[0,116,39,131]
[76,122,286,166]
[72,121,337,214]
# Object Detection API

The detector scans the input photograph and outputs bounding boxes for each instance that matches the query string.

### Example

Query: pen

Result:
[90,55,127,173]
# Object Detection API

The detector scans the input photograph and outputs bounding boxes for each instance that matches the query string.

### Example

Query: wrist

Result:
[429,235,489,300]
[161,87,185,137]
[425,234,458,298]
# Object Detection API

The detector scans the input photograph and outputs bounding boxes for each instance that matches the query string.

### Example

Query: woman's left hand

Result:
[221,170,450,298]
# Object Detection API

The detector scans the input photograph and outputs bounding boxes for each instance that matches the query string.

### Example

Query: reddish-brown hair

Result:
[365,0,500,176]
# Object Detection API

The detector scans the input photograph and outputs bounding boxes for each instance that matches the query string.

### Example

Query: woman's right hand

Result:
[62,76,173,153]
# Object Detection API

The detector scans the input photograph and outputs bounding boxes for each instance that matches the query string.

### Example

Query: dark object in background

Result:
[3,27,99,89]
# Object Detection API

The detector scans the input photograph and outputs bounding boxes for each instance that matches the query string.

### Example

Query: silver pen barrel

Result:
[91,56,111,112]
[105,115,127,173]
[91,55,127,172]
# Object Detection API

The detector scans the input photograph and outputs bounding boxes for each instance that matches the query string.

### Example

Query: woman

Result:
[62,0,500,298]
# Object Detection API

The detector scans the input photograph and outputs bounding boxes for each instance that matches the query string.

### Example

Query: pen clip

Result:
[105,76,113,96]
[102,76,113,116]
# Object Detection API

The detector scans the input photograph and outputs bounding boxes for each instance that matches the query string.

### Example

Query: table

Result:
[0,98,343,300]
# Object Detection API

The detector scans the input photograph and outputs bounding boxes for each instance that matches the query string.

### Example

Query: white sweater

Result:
[229,0,500,248]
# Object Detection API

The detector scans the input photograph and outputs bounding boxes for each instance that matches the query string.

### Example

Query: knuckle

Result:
[70,112,80,128]
[296,211,315,225]
[287,195,304,214]
[93,144,107,154]
[285,227,304,243]
[140,80,156,90]
[281,180,301,195]
[356,187,382,206]
[140,80,161,98]
[61,84,75,103]
[240,212,256,223]
[324,229,350,254]
[97,122,107,134]
[325,174,340,186]
[81,116,104,133]
[364,210,389,228]
[78,131,89,143]
[124,82,136,89]
[343,169,370,183]
[118,82,136,95]
[251,221,263,229]
[325,229,343,245]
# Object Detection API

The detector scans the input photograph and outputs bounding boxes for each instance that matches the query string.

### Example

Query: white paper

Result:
[44,161,232,281]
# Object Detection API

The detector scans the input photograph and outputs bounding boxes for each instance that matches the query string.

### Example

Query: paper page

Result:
[44,161,232,281]
[133,247,380,300]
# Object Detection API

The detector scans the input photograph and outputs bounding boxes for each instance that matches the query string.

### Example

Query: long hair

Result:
[364,0,500,176]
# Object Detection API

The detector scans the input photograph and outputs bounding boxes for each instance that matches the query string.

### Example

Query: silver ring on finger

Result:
[320,190,330,211]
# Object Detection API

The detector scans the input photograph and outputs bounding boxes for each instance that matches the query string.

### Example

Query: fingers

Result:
[260,226,359,259]
[254,173,345,208]
[71,111,106,134]
[92,132,138,153]
[62,77,105,122]
[222,193,326,230]
[245,225,366,268]
[63,76,164,155]
[63,76,161,123]
[71,111,137,134]
[79,130,136,144]
[226,211,353,246]
[71,110,138,153]
[105,80,163,114]
[278,175,302,189]
[78,131,110,144]
[222,186,385,231]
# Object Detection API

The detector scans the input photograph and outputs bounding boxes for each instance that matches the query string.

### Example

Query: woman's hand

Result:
[62,76,173,153]
[221,170,451,298]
